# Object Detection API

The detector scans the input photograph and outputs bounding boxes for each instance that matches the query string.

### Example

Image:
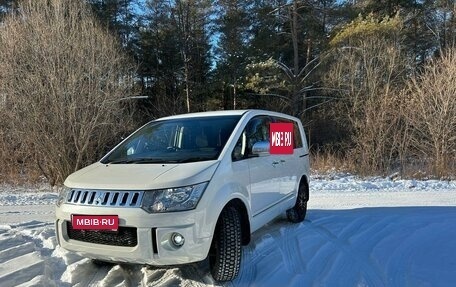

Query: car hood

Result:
[64,160,220,190]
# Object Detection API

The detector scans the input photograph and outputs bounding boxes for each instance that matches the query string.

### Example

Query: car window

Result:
[273,117,303,149]
[232,116,271,161]
[293,122,303,148]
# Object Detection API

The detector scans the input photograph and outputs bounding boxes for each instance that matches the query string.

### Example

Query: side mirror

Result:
[251,141,270,157]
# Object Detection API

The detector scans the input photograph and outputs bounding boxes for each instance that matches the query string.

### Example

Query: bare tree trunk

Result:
[451,2,456,48]
[289,0,300,117]
[184,55,191,113]
[233,81,237,110]
[292,0,299,76]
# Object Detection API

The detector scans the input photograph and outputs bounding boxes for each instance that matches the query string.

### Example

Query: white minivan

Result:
[55,109,310,281]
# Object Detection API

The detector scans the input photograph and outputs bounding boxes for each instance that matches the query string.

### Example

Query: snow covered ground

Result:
[1,174,455,286]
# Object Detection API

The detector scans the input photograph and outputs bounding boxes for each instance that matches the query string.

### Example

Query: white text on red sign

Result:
[271,131,292,147]
[76,218,116,226]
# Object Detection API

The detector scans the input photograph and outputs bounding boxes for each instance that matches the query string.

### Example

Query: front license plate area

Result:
[71,215,119,231]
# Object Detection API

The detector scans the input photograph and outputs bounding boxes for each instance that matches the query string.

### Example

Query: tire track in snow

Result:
[383,212,456,287]
[142,268,171,286]
[62,258,215,287]
[179,264,216,287]
[386,224,432,287]
[304,217,386,286]
[0,222,57,287]
[279,223,308,275]
[224,242,257,287]
[228,229,285,287]
[144,268,184,286]
[96,264,142,287]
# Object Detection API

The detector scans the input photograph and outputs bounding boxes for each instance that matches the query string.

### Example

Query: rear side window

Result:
[273,117,303,149]
[293,122,303,148]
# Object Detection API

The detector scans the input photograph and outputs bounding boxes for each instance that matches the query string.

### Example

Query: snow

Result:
[0,174,455,286]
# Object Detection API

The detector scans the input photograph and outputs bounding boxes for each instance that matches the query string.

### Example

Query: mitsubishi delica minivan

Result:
[55,109,310,281]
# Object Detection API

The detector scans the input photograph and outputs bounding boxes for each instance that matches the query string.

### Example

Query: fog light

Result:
[171,232,185,247]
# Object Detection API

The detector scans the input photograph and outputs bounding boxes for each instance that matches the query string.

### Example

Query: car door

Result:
[272,117,302,197]
[232,116,281,216]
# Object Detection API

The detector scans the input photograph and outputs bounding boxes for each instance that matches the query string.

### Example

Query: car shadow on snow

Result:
[230,206,456,287]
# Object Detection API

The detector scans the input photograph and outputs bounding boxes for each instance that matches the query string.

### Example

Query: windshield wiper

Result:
[176,157,211,163]
[107,158,175,164]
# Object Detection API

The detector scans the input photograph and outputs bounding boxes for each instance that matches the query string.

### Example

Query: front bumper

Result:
[55,204,213,265]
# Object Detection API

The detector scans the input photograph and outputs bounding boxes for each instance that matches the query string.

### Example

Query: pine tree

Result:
[136,0,212,117]
[214,0,253,110]
[87,0,138,48]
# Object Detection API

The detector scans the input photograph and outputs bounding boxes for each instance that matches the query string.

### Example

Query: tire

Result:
[209,206,242,282]
[287,180,308,223]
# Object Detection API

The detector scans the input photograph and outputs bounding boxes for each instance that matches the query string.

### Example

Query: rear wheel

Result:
[287,180,308,223]
[209,206,242,281]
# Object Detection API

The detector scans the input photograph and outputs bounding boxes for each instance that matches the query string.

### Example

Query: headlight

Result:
[56,186,71,207]
[140,182,208,213]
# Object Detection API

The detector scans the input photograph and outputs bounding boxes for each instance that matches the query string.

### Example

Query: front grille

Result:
[66,222,137,247]
[65,189,144,207]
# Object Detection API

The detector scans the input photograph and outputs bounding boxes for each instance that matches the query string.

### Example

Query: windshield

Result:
[101,115,241,164]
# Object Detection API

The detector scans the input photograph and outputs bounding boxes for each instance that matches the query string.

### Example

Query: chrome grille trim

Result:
[65,189,144,207]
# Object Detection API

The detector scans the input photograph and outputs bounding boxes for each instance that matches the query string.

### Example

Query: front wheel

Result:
[209,206,242,282]
[287,180,308,223]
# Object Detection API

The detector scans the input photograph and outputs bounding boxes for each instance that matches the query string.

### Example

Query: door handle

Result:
[272,160,285,166]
